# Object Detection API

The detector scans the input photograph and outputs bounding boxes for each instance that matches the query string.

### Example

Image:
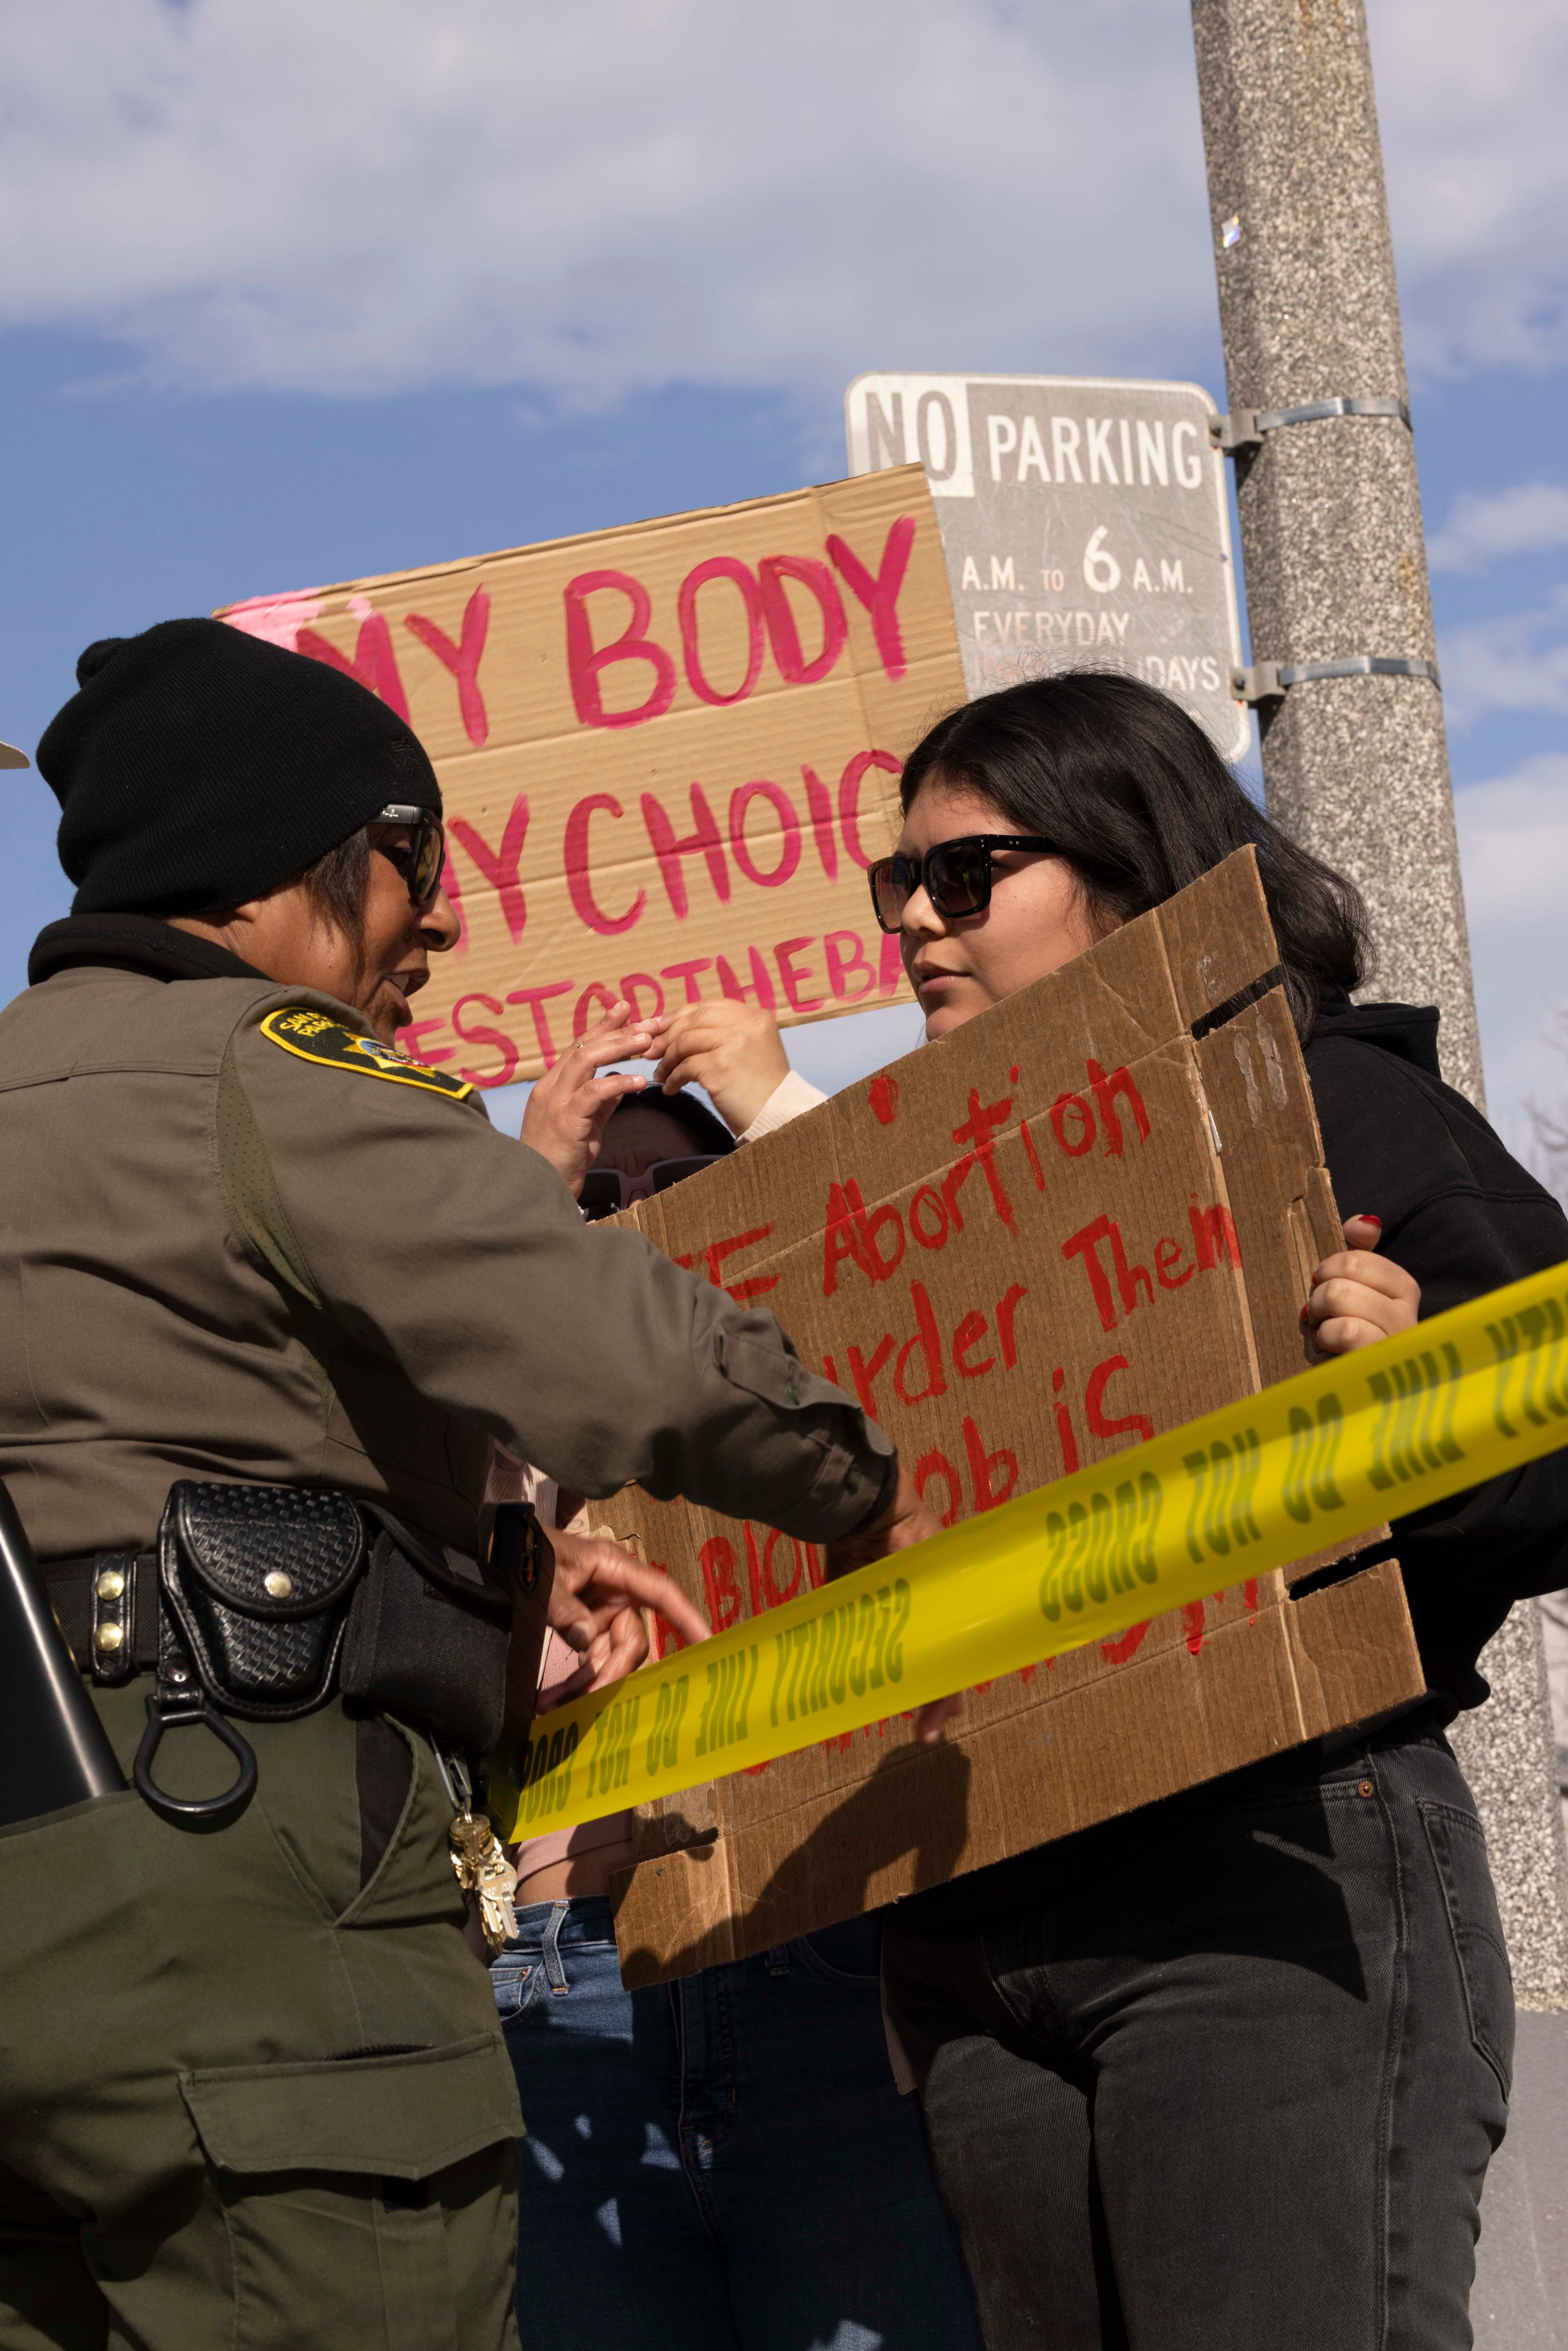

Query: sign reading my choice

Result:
[218,468,965,1084]
[845,374,1249,760]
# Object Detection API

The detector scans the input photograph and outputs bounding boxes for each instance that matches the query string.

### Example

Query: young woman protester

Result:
[486,1082,984,2351]
[641,670,1568,2351]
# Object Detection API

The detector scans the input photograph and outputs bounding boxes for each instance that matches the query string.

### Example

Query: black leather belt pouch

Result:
[340,1502,549,1755]
[159,1482,366,1723]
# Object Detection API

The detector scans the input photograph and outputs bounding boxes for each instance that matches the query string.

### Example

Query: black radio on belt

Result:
[45,1483,552,1827]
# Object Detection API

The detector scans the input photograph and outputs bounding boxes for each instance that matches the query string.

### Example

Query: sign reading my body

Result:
[285,521,921,1086]
[657,1052,1244,1661]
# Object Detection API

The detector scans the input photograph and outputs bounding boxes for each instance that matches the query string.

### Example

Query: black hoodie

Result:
[1303,987,1568,1713]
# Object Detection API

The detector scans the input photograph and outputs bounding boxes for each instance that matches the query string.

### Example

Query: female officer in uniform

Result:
[0,620,932,2351]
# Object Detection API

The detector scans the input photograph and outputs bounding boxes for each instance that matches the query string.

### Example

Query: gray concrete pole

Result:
[1190,0,1481,1107]
[1190,0,1568,2033]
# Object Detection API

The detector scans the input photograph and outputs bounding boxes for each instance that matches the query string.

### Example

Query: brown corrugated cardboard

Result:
[588,847,1425,1982]
[217,467,963,1084]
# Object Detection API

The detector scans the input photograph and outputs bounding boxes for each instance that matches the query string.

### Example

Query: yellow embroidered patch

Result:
[260,1007,474,1100]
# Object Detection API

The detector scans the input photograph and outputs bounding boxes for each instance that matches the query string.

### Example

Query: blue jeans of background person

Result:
[492,1898,983,2351]
[882,1716,1514,2351]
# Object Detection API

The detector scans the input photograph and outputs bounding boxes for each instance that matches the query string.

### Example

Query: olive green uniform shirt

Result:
[0,960,891,1560]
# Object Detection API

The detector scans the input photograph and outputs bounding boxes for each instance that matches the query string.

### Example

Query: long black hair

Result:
[900,670,1369,1042]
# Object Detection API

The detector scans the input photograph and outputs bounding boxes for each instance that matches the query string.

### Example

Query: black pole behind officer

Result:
[0,620,933,2351]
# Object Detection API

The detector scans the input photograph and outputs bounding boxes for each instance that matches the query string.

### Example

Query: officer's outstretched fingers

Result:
[519,999,656,1194]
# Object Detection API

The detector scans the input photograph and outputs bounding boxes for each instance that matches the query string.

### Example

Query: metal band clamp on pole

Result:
[1211,397,1412,455]
[1233,655,1441,706]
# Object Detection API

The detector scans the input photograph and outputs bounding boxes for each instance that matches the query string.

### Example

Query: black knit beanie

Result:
[36,617,442,916]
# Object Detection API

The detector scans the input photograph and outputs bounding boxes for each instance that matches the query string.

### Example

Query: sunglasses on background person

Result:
[371,804,447,907]
[867,834,1057,934]
[579,1157,724,1221]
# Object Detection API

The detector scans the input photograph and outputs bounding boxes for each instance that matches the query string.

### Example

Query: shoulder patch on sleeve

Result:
[259,1007,474,1100]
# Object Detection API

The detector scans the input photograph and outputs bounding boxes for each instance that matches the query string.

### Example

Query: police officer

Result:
[0,620,933,2350]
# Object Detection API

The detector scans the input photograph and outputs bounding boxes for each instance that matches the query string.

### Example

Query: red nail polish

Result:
[1357,1213,1382,1229]
[1300,1303,1310,1323]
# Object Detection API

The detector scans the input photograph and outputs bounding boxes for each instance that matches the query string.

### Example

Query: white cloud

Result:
[1452,755,1568,1148]
[1430,483,1568,571]
[0,0,1560,404]
[1440,585,1568,726]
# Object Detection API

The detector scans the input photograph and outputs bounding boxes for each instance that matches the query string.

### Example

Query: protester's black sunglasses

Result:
[867,835,1058,934]
[371,804,446,908]
[579,1157,724,1221]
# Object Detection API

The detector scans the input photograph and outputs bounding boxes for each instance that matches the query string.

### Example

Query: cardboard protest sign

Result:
[217,468,964,1084]
[586,849,1423,1983]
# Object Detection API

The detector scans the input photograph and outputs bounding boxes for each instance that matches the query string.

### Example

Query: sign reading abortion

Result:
[845,374,1248,760]
[585,851,1419,1981]
[218,466,964,1084]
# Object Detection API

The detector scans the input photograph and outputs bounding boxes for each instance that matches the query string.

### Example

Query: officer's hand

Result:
[538,1526,710,1709]
[823,1467,962,1746]
[648,999,791,1135]
[519,1002,657,1196]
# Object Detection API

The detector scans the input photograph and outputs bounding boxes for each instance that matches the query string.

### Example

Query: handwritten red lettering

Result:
[868,1074,900,1126]
[679,558,765,707]
[846,1335,894,1422]
[826,517,916,681]
[1050,1091,1095,1156]
[296,607,411,722]
[1101,1620,1151,1665]
[945,1088,1018,1233]
[895,1281,947,1406]
[405,584,490,746]
[1155,1235,1194,1289]
[775,936,825,1013]
[701,1537,743,1632]
[837,748,902,870]
[1052,1364,1081,1474]
[572,983,618,1041]
[824,931,875,1003]
[962,1413,1018,1511]
[914,1450,962,1527]
[619,973,665,1021]
[1087,1059,1151,1156]
[1085,1354,1155,1446]
[717,947,778,1010]
[1189,1196,1242,1269]
[449,795,530,945]
[1020,1114,1047,1190]
[641,784,730,918]
[996,1283,1028,1367]
[452,993,518,1089]
[679,1224,779,1306]
[727,780,801,891]
[952,1309,993,1379]
[758,554,848,685]
[564,569,676,730]
[565,794,646,936]
[504,982,572,1070]
[801,767,840,880]
[661,959,712,1004]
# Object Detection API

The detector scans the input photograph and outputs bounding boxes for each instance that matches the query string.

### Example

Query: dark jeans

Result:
[492,1896,982,2351]
[882,1722,1514,2351]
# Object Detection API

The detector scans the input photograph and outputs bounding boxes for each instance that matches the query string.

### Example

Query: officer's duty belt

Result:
[43,1551,158,1682]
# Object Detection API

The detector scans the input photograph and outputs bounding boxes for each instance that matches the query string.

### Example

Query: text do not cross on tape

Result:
[488,1259,1568,1839]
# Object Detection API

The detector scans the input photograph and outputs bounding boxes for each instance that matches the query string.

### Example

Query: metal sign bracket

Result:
[1233,655,1440,705]
[1211,397,1412,455]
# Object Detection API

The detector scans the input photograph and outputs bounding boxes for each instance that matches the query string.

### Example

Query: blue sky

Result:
[2,0,1565,1159]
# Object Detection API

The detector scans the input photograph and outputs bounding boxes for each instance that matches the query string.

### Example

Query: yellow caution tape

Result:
[488,1258,1568,1839]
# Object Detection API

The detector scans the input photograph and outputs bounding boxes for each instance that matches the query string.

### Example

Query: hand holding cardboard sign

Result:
[519,1001,657,1195]
[1305,1217,1420,1355]
[650,998,791,1136]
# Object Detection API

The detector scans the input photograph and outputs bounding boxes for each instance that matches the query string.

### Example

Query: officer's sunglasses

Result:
[370,804,447,908]
[580,1157,723,1222]
[867,834,1058,934]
